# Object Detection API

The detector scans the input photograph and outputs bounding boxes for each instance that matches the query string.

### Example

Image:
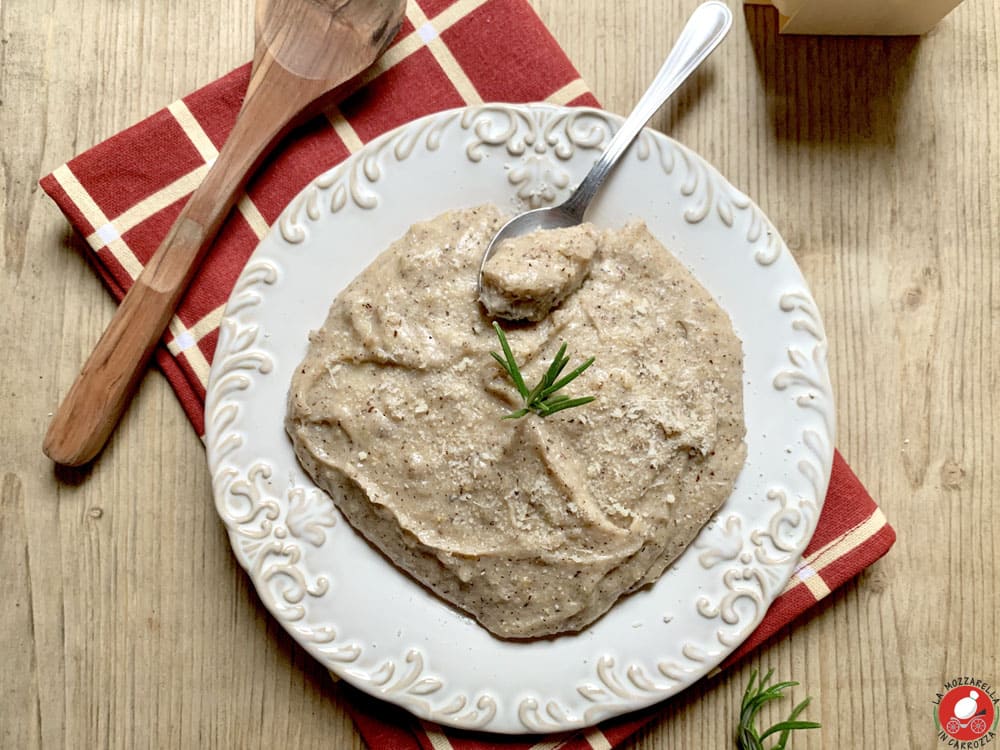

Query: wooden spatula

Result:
[44,0,407,466]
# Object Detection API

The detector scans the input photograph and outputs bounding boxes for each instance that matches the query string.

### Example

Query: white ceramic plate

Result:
[205,104,834,734]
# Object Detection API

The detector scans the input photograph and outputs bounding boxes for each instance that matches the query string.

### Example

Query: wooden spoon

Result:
[44,0,406,466]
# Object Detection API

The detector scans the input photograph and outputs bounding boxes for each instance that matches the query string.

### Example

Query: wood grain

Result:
[2,0,998,747]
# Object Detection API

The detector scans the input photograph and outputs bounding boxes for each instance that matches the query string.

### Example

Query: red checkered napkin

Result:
[40,1,895,747]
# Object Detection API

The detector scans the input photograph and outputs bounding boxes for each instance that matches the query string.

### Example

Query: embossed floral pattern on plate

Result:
[205,104,834,734]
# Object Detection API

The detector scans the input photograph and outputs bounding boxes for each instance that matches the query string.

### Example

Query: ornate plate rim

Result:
[205,103,835,734]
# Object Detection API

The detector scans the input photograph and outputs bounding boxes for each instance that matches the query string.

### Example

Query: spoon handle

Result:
[43,60,330,466]
[563,1,732,219]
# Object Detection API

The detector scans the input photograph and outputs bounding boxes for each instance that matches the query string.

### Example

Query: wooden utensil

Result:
[43,0,406,466]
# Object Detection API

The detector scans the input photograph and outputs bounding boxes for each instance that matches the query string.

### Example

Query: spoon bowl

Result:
[255,0,404,81]
[490,203,582,242]
[477,1,732,307]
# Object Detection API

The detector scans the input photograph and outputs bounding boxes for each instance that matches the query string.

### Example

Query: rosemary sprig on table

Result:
[737,669,821,750]
[490,322,595,419]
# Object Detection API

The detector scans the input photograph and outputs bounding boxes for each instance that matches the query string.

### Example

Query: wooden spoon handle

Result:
[42,182,243,466]
[43,207,231,466]
[44,57,328,466]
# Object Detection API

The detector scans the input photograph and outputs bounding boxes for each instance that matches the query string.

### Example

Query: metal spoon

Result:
[44,0,406,466]
[477,1,732,302]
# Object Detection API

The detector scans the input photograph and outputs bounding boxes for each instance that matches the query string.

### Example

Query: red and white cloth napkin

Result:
[40,1,895,747]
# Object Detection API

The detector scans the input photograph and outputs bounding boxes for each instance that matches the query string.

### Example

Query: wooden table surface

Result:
[3,1,998,747]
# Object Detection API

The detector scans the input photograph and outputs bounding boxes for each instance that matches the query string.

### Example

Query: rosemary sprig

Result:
[490,322,595,419]
[737,669,821,750]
